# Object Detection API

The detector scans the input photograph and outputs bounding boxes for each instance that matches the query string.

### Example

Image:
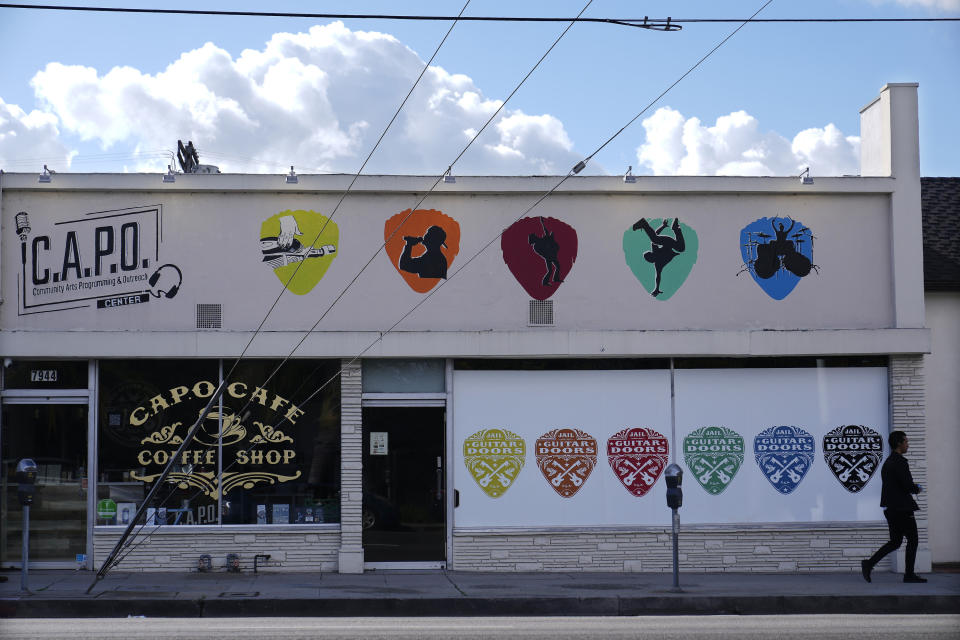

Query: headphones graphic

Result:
[148,264,183,299]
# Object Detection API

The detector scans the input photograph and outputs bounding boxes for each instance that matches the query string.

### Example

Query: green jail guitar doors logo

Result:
[259,210,338,295]
[683,426,744,495]
[463,428,526,498]
[623,218,698,300]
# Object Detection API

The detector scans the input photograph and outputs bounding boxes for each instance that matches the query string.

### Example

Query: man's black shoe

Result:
[861,560,872,583]
[903,574,927,583]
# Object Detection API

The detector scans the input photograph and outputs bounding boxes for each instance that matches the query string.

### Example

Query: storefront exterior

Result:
[0,83,936,573]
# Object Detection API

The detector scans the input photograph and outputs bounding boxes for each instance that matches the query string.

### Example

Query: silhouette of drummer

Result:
[752,217,812,279]
[632,217,686,297]
[400,225,448,279]
[528,217,563,286]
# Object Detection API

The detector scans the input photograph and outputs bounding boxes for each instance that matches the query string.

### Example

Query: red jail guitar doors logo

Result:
[535,428,597,498]
[606,427,669,498]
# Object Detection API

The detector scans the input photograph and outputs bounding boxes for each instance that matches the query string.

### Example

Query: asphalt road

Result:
[2,615,958,639]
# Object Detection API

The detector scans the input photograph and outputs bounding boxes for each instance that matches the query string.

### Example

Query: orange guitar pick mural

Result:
[535,428,597,498]
[384,209,460,293]
[463,428,526,498]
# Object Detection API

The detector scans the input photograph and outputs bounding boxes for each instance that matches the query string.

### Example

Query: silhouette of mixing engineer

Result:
[528,217,563,287]
[400,225,448,279]
[632,217,686,296]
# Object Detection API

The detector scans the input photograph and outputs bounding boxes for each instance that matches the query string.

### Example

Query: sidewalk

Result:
[2,568,958,618]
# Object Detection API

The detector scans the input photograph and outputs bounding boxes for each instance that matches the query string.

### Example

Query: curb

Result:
[3,594,959,618]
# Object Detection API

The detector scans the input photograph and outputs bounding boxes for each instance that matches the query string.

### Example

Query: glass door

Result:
[362,406,445,565]
[1,404,88,566]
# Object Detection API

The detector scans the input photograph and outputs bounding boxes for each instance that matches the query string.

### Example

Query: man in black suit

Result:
[861,430,927,583]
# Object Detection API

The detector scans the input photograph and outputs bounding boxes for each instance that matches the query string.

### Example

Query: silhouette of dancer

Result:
[632,217,686,296]
[399,225,448,279]
[528,217,563,286]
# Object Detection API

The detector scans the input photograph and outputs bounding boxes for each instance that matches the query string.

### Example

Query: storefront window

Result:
[96,359,340,526]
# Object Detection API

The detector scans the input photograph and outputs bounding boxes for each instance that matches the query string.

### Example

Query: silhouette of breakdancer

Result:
[528,217,563,287]
[632,217,686,297]
[399,225,448,279]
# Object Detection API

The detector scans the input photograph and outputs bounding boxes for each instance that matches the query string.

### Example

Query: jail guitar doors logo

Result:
[384,209,460,293]
[535,428,597,498]
[259,209,338,295]
[823,424,883,493]
[739,216,817,300]
[463,428,525,498]
[501,216,578,301]
[683,426,744,495]
[607,427,668,498]
[754,425,815,494]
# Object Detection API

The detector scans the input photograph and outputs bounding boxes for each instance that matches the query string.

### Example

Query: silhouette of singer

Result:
[400,225,448,279]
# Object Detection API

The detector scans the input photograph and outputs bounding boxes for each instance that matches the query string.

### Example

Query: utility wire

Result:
[1,4,956,25]
[90,1,475,582]
[97,0,596,570]
[148,0,780,545]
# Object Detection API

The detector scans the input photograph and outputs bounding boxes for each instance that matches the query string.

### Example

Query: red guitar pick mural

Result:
[607,427,669,498]
[501,216,578,301]
[535,428,597,498]
[384,209,460,293]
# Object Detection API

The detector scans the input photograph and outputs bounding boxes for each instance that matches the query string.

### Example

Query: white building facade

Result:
[0,84,941,573]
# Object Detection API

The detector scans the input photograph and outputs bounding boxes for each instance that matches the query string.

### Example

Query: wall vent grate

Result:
[528,299,554,326]
[197,304,222,329]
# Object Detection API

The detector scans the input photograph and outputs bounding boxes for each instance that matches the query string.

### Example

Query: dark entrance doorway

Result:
[362,406,445,564]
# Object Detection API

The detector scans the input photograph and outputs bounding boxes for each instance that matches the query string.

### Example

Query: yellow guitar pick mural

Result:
[463,428,526,498]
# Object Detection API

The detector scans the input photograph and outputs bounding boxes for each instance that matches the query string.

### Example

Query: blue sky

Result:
[1,0,957,176]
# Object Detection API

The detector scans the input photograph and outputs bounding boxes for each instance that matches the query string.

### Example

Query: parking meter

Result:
[664,463,683,591]
[665,463,683,509]
[17,459,38,594]
[16,458,38,506]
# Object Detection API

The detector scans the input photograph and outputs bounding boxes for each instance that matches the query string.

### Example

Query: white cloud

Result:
[0,97,74,171]
[636,107,860,177]
[25,22,582,175]
[883,0,960,11]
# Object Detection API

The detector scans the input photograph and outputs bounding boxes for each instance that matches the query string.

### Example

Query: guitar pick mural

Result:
[501,216,578,301]
[535,428,597,498]
[463,428,526,498]
[754,425,815,494]
[607,427,668,498]
[683,426,744,495]
[739,216,816,300]
[384,209,460,293]
[623,218,698,300]
[259,210,338,295]
[823,424,883,493]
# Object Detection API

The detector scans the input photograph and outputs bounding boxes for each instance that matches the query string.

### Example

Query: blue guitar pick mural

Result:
[739,216,816,300]
[754,425,815,494]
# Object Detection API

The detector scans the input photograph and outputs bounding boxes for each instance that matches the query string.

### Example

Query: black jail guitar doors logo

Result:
[823,424,883,493]
[13,205,182,314]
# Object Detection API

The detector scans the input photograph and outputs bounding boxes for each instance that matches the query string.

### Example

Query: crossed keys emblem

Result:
[548,460,584,487]
[621,458,656,487]
[833,455,873,483]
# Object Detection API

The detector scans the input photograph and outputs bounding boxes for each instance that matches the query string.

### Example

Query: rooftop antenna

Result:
[176,139,220,175]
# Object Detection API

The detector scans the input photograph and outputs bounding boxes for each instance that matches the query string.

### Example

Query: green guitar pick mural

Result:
[683,426,744,495]
[623,217,698,301]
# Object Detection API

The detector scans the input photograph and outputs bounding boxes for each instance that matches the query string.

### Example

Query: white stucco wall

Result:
[924,291,960,563]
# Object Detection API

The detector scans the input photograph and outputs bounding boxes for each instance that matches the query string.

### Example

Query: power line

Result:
[1,4,957,26]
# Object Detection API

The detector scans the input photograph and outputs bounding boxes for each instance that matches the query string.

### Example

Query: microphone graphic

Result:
[15,211,31,264]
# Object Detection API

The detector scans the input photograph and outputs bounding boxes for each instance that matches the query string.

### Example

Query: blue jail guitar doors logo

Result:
[823,424,883,493]
[739,216,817,300]
[754,425,815,494]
